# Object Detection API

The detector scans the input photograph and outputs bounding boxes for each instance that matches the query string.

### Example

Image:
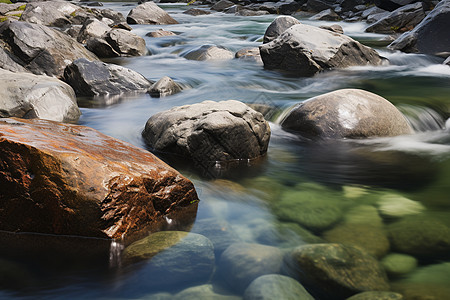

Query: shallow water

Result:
[1,2,450,299]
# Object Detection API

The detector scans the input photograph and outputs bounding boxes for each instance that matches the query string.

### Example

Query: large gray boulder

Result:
[126,1,178,25]
[365,2,425,34]
[0,46,27,73]
[260,24,384,76]
[280,89,414,139]
[0,20,98,78]
[148,76,182,98]
[19,1,81,27]
[103,28,147,56]
[77,18,111,44]
[388,0,450,57]
[63,58,153,96]
[284,243,390,299]
[0,69,80,122]
[142,100,270,163]
[263,16,301,44]
[182,44,234,61]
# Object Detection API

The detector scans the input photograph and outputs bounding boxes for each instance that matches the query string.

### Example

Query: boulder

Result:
[381,253,418,276]
[142,100,270,163]
[361,6,387,20]
[319,24,344,34]
[0,45,27,73]
[122,232,214,289]
[388,0,450,57]
[77,18,111,44]
[306,0,335,12]
[374,0,421,11]
[148,76,182,98]
[444,56,450,66]
[218,243,284,293]
[263,15,301,44]
[174,284,241,300]
[280,89,414,139]
[19,1,81,27]
[260,24,384,77]
[211,0,234,11]
[126,1,178,25]
[235,47,262,63]
[86,37,120,58]
[146,28,176,37]
[377,193,425,218]
[346,291,404,300]
[0,20,98,78]
[310,8,340,21]
[63,58,153,97]
[0,118,198,241]
[284,243,390,299]
[244,274,315,300]
[0,69,80,122]
[367,11,390,23]
[183,8,211,16]
[236,9,269,16]
[104,28,147,56]
[365,3,425,34]
[182,44,234,61]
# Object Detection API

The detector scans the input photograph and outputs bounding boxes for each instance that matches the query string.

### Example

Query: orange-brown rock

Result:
[0,118,198,244]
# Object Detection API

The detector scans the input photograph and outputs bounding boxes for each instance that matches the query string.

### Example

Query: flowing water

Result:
[1,2,450,299]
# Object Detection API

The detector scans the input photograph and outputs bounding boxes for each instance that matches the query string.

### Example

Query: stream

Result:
[1,2,450,299]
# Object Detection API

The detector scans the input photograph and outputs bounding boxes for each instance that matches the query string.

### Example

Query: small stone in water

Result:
[381,253,418,276]
[377,194,425,218]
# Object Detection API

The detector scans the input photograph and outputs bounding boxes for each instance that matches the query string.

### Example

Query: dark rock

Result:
[0,45,27,73]
[0,118,198,242]
[374,0,420,12]
[235,47,262,63]
[91,8,126,25]
[0,20,98,78]
[388,0,450,57]
[310,8,340,21]
[77,18,110,44]
[263,15,301,44]
[236,9,269,16]
[142,100,271,163]
[224,4,242,14]
[392,282,450,300]
[86,37,120,58]
[280,89,413,139]
[63,58,153,96]
[340,0,368,12]
[0,69,80,122]
[361,6,387,20]
[104,28,147,56]
[244,274,315,300]
[182,44,234,61]
[306,0,335,12]
[175,284,241,300]
[218,243,283,293]
[285,243,390,299]
[211,0,234,11]
[319,24,344,34]
[444,56,450,65]
[148,76,182,97]
[366,11,390,23]
[278,0,302,15]
[260,24,384,77]
[146,28,176,37]
[365,3,425,34]
[346,291,404,300]
[183,8,211,15]
[126,1,178,25]
[19,1,81,27]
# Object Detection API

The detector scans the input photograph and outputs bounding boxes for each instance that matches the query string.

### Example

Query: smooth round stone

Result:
[381,253,418,276]
[377,193,425,218]
[344,205,383,227]
[342,186,369,199]
[402,262,450,285]
[346,291,404,300]
[174,284,241,300]
[244,274,314,300]
[392,282,450,300]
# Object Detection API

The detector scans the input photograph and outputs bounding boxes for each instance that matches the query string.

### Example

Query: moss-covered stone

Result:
[344,205,383,227]
[346,291,403,300]
[381,253,418,277]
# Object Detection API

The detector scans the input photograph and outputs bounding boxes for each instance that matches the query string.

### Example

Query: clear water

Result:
[1,2,450,299]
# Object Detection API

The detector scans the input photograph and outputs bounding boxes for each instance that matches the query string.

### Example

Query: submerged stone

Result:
[346,291,404,300]
[381,253,418,276]
[244,274,315,300]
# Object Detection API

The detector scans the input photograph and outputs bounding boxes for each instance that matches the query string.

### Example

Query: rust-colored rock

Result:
[0,118,198,243]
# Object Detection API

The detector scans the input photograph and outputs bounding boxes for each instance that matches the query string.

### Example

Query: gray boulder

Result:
[0,69,80,122]
[361,6,387,20]
[126,1,178,25]
[365,2,425,34]
[244,274,315,300]
[0,20,98,78]
[388,0,450,57]
[444,56,450,66]
[306,0,335,13]
[63,58,153,96]
[182,44,234,61]
[148,76,182,97]
[235,47,262,63]
[260,24,384,77]
[19,1,81,27]
[367,11,391,23]
[142,100,271,163]
[146,28,176,37]
[319,24,344,34]
[285,243,390,299]
[263,16,301,44]
[77,18,111,44]
[0,46,27,73]
[310,8,340,21]
[183,8,211,16]
[211,0,235,12]
[104,29,147,56]
[86,37,120,58]
[218,243,284,293]
[236,9,269,16]
[280,89,414,139]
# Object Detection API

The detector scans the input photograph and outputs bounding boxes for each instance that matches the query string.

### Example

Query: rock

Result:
[319,24,344,34]
[306,0,335,12]
[374,0,420,12]
[280,89,414,139]
[402,262,450,285]
[361,6,387,20]
[183,8,211,15]
[19,1,81,27]
[0,45,27,73]
[63,58,152,97]
[444,56,450,65]
[260,24,384,77]
[381,253,418,276]
[388,0,450,57]
[244,274,314,300]
[236,9,269,16]
[146,28,176,37]
[92,7,126,26]
[211,0,234,11]
[392,282,450,300]
[0,118,198,241]
[339,0,367,12]
[142,100,270,163]
[346,291,404,300]
[126,1,178,25]
[182,44,234,61]
[77,18,111,44]
[343,205,383,227]
[310,8,340,21]
[278,0,303,15]
[0,69,80,122]
[148,76,182,98]
[235,47,262,63]
[218,243,283,293]
[387,216,450,257]
[104,28,147,56]
[285,243,390,299]
[122,232,214,289]
[174,284,241,300]
[86,37,120,58]
[323,223,390,258]
[367,11,390,23]
[365,3,425,34]
[263,15,301,44]
[0,20,98,78]
[276,222,325,244]
[377,193,425,218]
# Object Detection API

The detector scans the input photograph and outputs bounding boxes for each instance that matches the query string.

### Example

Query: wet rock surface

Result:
[182,44,234,61]
[126,1,178,25]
